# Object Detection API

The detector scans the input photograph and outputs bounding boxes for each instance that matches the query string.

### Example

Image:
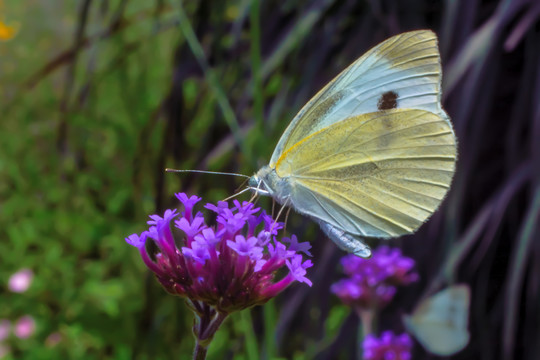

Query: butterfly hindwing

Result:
[275,108,456,238]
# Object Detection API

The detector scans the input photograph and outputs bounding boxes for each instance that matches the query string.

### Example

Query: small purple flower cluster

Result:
[363,331,413,360]
[331,246,418,309]
[126,193,313,314]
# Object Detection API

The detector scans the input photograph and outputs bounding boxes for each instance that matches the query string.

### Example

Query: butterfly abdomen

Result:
[316,219,372,258]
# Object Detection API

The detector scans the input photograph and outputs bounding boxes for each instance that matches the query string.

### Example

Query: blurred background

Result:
[1,0,539,359]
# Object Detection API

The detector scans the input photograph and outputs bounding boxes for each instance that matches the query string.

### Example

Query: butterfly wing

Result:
[275,108,456,238]
[269,30,448,168]
[403,285,471,356]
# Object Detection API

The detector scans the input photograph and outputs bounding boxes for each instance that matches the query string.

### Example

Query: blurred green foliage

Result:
[1,0,539,359]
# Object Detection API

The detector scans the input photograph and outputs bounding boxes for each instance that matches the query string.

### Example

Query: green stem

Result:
[263,300,277,359]
[241,309,259,360]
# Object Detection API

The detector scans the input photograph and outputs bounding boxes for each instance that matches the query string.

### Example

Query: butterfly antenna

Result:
[165,168,250,179]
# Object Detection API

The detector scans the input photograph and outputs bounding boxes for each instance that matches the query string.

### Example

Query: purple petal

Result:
[205,201,229,213]
[147,209,178,225]
[330,278,363,299]
[227,235,259,256]
[175,216,205,238]
[182,241,210,264]
[233,200,260,217]
[194,227,220,246]
[253,259,267,272]
[125,233,146,248]
[175,193,202,209]
[361,331,412,360]
[256,230,272,245]
[285,255,313,286]
[283,235,312,256]
[268,241,294,260]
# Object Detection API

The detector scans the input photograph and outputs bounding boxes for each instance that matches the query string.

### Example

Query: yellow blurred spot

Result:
[225,5,239,21]
[0,20,19,41]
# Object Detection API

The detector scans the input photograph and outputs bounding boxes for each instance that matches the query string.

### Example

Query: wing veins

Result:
[351,119,448,148]
[392,54,439,67]
[341,72,440,114]
[305,186,343,228]
[368,176,444,201]
[377,33,434,59]
[407,131,453,140]
[317,184,416,231]
[396,92,440,100]
[290,117,452,175]
[301,184,395,236]
[357,49,438,79]
[316,66,440,119]
[350,50,437,81]
[362,143,456,152]
[353,69,439,93]
[362,182,435,212]
[402,177,452,188]
[297,155,455,175]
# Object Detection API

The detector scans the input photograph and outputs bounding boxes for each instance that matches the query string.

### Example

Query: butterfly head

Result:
[248,166,272,197]
[248,166,291,204]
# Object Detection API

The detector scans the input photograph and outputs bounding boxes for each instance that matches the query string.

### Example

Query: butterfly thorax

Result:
[249,166,292,205]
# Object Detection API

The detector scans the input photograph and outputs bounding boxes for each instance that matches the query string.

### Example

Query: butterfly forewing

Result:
[275,109,456,238]
[269,30,447,168]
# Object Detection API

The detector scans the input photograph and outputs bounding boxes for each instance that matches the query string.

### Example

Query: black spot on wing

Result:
[377,91,398,110]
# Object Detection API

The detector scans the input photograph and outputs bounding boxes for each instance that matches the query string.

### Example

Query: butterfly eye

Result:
[248,176,259,188]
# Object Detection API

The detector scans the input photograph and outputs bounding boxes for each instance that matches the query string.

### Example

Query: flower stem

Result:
[357,309,374,360]
[192,340,208,360]
[191,302,228,360]
[201,312,228,340]
[358,309,374,335]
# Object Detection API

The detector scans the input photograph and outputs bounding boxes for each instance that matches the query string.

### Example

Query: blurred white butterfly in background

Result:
[248,30,457,258]
[403,284,471,355]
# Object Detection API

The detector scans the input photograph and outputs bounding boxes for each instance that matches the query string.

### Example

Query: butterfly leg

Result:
[283,206,292,233]
[316,220,372,258]
[268,197,290,234]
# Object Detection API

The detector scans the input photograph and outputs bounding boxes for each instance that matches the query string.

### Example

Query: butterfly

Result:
[403,284,471,355]
[247,30,457,258]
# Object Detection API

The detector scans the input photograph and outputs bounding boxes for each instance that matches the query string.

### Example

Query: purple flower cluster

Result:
[363,331,413,360]
[126,193,313,314]
[331,246,418,309]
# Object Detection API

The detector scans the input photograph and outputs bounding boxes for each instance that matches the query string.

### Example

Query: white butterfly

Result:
[403,284,471,355]
[248,30,457,258]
